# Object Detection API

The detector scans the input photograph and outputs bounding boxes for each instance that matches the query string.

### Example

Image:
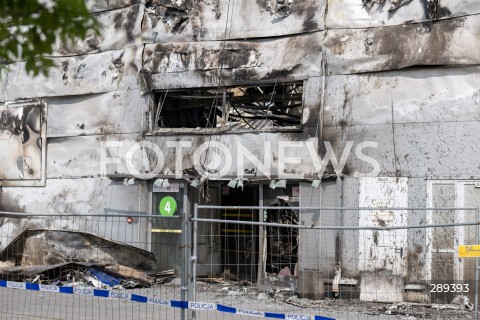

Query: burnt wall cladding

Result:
[2,1,479,103]
[0,1,478,186]
[0,1,478,184]
[0,1,478,289]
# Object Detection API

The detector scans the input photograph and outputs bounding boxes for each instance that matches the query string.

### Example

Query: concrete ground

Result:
[0,283,475,320]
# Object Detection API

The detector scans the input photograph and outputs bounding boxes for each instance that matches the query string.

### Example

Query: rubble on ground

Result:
[191,276,475,320]
[0,229,157,289]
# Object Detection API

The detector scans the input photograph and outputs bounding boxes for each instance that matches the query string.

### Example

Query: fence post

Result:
[181,211,189,320]
[189,203,198,320]
[475,206,479,320]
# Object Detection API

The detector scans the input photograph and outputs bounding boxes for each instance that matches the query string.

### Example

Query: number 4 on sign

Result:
[165,201,171,213]
[159,196,177,216]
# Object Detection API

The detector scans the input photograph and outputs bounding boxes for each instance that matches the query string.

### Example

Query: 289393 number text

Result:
[430,284,469,293]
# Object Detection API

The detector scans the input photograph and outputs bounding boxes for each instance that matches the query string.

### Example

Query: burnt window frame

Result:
[150,81,304,134]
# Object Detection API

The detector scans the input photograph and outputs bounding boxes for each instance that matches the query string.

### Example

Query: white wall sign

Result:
[153,183,179,193]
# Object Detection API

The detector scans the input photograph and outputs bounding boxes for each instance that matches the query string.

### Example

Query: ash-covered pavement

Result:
[0,281,475,320]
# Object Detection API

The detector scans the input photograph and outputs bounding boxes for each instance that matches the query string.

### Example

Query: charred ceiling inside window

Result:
[153,82,303,132]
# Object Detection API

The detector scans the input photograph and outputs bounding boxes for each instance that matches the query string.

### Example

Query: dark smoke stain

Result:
[233,68,258,82]
[86,36,100,51]
[0,194,27,214]
[125,5,140,41]
[338,119,348,128]
[0,109,22,135]
[407,244,425,280]
[190,4,207,41]
[261,63,302,80]
[302,8,318,31]
[62,61,69,85]
[373,231,379,246]
[113,5,140,42]
[437,5,452,19]
[218,48,255,69]
[137,68,153,93]
[342,164,353,176]
[112,54,124,71]
[387,0,414,15]
[108,52,125,84]
[145,0,193,34]
[371,17,465,70]
[0,104,40,146]
[323,33,349,55]
[342,86,351,110]
[421,0,451,20]
[129,61,139,73]
[113,12,123,29]
[146,42,259,73]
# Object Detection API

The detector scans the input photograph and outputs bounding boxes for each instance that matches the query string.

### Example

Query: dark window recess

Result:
[154,82,303,129]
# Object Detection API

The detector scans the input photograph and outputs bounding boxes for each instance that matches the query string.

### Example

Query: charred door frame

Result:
[220,183,260,281]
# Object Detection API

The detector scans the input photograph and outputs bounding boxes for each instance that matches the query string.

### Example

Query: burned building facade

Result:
[1,0,479,303]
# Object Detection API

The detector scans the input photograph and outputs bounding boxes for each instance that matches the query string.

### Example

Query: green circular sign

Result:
[159,196,177,216]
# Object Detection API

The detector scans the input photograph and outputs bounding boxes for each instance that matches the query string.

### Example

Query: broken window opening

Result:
[153,82,303,131]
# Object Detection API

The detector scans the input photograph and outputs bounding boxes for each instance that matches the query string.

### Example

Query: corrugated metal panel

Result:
[394,121,480,178]
[141,0,325,43]
[322,123,396,176]
[324,15,480,75]
[45,130,325,179]
[46,89,148,138]
[4,47,142,100]
[326,0,480,29]
[324,67,480,126]
[53,4,144,56]
[46,133,142,179]
[144,32,323,86]
[0,178,148,249]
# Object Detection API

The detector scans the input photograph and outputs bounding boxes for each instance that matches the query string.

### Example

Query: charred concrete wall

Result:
[0,0,479,296]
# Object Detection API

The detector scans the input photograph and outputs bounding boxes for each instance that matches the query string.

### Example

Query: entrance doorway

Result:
[221,185,259,281]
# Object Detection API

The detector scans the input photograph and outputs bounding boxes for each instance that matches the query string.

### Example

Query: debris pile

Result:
[0,229,157,289]
[384,298,474,317]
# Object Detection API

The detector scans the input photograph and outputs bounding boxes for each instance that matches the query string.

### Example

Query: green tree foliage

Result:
[0,0,99,76]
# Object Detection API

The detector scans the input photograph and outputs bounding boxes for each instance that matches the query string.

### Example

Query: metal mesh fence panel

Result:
[0,207,478,320]
[0,213,186,320]
[191,206,480,320]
